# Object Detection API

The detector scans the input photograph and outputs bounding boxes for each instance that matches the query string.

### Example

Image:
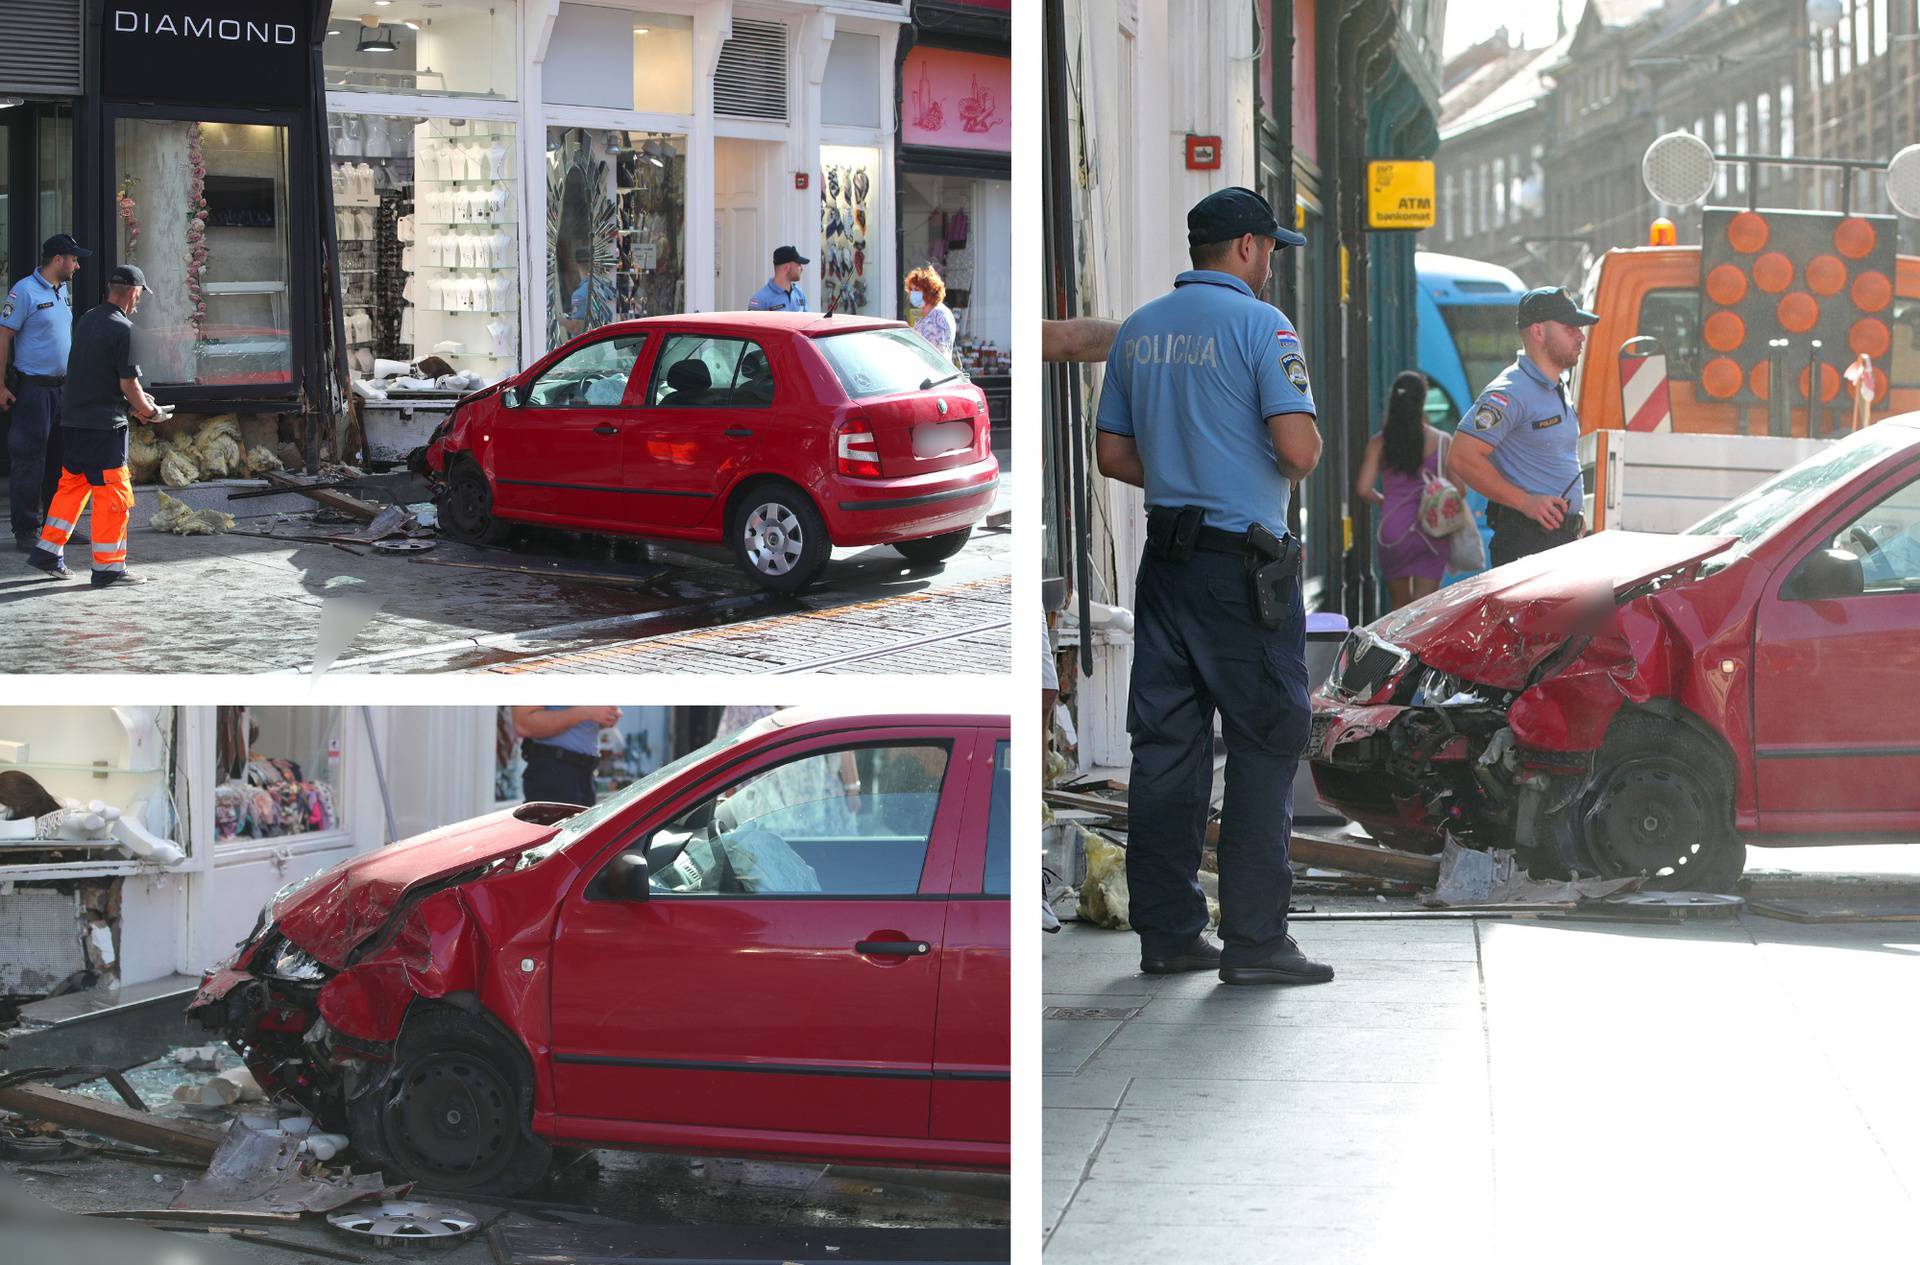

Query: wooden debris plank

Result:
[262,470,381,522]
[0,1083,226,1162]
[1042,789,1129,819]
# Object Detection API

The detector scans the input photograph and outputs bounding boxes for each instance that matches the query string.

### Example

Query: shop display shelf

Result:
[0,760,164,776]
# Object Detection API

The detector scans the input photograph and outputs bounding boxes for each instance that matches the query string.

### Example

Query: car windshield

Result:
[1684,425,1914,548]
[514,714,778,869]
[814,328,962,399]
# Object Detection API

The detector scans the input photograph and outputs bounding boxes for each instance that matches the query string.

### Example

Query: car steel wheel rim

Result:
[744,503,804,575]
[1583,758,1713,878]
[386,1053,513,1181]
[450,476,488,535]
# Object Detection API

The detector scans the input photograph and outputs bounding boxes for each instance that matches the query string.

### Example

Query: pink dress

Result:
[1375,445,1449,581]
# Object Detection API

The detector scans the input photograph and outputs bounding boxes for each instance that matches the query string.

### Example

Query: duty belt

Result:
[523,740,600,770]
[1146,504,1295,564]
[22,374,65,387]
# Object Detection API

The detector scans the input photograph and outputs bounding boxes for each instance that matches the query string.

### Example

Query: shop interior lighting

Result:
[357,15,396,53]
[634,26,650,34]
[0,98,24,110]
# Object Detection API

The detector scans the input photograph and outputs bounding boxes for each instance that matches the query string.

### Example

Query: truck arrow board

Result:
[1367,161,1436,231]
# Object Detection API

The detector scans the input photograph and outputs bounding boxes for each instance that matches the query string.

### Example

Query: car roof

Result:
[763,708,1006,732]
[601,311,908,338]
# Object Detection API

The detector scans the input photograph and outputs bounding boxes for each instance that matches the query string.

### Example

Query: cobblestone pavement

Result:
[0,478,1010,674]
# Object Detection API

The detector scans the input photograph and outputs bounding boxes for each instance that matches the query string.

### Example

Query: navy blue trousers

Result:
[523,753,596,807]
[1126,547,1311,967]
[7,381,61,539]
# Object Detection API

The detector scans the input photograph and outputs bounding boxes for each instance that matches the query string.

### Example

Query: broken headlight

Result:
[269,939,329,983]
[1409,667,1490,708]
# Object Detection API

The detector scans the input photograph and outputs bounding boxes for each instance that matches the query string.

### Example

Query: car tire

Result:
[893,526,972,565]
[439,460,513,546]
[1570,712,1744,893]
[371,1008,552,1195]
[730,485,829,592]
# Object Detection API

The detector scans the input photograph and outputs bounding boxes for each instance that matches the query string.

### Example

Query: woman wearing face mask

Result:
[904,264,955,361]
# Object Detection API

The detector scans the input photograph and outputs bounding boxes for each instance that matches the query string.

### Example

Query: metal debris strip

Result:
[1043,1007,1143,1021]
[327,1200,480,1246]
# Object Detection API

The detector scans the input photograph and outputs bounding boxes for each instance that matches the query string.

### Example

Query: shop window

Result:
[648,334,773,408]
[0,707,177,875]
[822,33,882,128]
[632,14,695,114]
[330,113,520,390]
[546,129,686,351]
[820,145,881,316]
[115,119,292,388]
[901,172,1009,376]
[527,334,648,407]
[213,707,342,842]
[641,744,950,897]
[38,106,72,251]
[324,0,516,101]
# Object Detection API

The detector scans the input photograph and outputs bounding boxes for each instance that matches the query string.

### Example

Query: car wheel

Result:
[374,1009,551,1195]
[731,486,828,592]
[1572,713,1744,892]
[893,526,972,565]
[439,461,512,545]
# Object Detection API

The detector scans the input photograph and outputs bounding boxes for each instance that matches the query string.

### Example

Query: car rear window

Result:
[815,328,964,399]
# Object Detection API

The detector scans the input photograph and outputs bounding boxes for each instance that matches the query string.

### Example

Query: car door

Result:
[491,333,649,528]
[929,729,1010,1145]
[545,725,969,1143]
[1751,463,1920,825]
[619,332,767,529]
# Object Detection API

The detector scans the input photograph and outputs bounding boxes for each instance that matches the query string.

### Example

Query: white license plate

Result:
[912,420,974,458]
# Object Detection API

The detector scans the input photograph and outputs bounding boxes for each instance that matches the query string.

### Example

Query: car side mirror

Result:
[502,384,523,409]
[611,850,650,901]
[1783,547,1864,601]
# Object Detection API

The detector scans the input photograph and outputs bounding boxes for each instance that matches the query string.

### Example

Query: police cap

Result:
[41,233,91,260]
[1517,286,1599,328]
[1187,186,1308,249]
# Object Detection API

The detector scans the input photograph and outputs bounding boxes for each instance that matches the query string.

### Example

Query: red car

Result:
[420,313,1000,591]
[188,711,1011,1193]
[1309,417,1920,891]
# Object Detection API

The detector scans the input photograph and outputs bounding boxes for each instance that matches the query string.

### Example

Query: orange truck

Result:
[1569,212,1920,532]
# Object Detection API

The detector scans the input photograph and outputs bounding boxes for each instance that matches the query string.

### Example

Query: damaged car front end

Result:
[1310,530,1746,887]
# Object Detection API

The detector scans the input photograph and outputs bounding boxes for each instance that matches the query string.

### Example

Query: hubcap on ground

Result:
[743,503,804,575]
[386,1053,513,1181]
[1583,758,1714,878]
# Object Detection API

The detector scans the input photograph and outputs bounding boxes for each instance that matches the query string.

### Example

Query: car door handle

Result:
[593,424,619,436]
[856,939,930,957]
[725,427,752,438]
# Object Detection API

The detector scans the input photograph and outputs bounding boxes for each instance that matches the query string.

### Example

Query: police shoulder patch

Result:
[1468,394,1506,431]
[1281,352,1311,394]
[0,298,13,321]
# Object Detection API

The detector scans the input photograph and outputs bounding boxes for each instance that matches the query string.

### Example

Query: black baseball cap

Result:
[773,245,810,267]
[1187,186,1308,249]
[1517,286,1598,328]
[42,234,91,259]
[108,264,148,291]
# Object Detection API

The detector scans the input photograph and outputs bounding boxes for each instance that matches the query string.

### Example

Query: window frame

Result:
[522,331,651,409]
[645,331,777,409]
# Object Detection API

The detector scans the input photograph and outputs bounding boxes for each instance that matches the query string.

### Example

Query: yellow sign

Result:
[1367,160,1435,230]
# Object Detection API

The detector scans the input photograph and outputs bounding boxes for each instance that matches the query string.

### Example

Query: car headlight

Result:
[269,940,329,983]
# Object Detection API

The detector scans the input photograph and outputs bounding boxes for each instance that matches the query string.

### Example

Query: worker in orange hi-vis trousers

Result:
[26,264,158,588]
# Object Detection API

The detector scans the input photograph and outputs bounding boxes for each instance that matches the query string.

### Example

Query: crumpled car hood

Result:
[271,807,571,968]
[1367,530,1736,691]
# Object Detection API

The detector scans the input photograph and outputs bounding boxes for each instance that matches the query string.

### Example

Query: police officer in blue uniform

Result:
[1,234,89,551]
[1445,286,1596,566]
[1094,187,1333,986]
[748,246,809,312]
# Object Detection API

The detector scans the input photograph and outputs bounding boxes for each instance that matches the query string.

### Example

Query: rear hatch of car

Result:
[812,327,990,478]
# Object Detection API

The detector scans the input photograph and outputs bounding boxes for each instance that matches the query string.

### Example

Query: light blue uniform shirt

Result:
[570,279,590,322]
[1095,270,1317,536]
[0,270,74,376]
[747,279,807,312]
[1454,352,1584,515]
[535,707,600,757]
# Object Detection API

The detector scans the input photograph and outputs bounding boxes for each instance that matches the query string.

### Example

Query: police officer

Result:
[2,234,89,552]
[1094,186,1333,986]
[511,706,623,806]
[1445,285,1597,566]
[748,246,809,312]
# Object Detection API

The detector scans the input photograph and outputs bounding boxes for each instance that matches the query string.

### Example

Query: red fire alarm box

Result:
[795,172,810,190]
[1186,135,1221,170]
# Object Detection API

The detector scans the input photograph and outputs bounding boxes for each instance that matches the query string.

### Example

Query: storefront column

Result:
[796,9,835,266]
[686,2,733,312]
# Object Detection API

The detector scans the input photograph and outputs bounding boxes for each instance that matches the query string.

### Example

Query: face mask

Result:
[908,290,925,307]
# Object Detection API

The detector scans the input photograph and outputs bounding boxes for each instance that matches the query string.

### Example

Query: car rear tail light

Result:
[837,420,881,477]
[975,399,990,456]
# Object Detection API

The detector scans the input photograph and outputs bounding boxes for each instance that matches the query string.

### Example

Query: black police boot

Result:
[1141,933,1224,975]
[1219,937,1335,986]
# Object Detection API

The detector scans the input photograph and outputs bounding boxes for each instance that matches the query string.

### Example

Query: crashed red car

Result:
[189,711,1010,1193]
[418,312,999,592]
[1310,417,1920,890]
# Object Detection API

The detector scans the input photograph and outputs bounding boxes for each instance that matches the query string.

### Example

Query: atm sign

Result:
[1367,161,1436,231]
